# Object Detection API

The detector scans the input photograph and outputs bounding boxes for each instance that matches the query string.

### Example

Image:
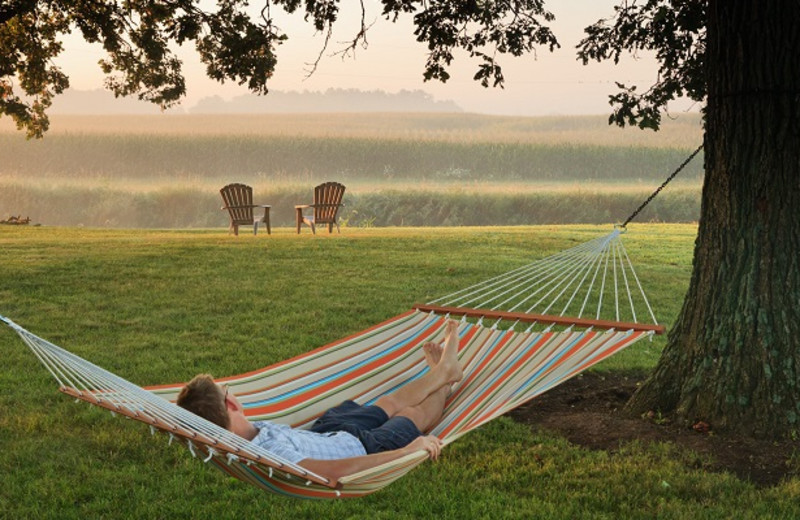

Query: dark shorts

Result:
[309,400,422,454]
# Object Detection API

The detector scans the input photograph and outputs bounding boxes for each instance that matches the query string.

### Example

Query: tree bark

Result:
[627,0,800,437]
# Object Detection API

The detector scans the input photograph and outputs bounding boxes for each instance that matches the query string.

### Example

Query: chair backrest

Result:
[220,183,254,225]
[313,182,346,223]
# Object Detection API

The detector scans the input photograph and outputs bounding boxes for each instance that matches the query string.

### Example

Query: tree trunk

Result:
[627,0,800,437]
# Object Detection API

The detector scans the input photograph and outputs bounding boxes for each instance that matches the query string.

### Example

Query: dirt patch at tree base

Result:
[508,371,798,487]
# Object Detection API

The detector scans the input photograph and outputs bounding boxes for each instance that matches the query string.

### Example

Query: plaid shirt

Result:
[251,421,366,464]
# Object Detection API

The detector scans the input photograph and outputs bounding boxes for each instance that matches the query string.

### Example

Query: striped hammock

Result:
[3,229,663,499]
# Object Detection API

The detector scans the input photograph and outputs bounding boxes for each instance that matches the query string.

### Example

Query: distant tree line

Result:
[191,88,462,114]
[49,88,462,115]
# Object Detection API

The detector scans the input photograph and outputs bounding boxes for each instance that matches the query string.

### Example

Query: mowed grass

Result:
[1,224,798,519]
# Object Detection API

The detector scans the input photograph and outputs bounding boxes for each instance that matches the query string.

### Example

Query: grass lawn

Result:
[1,224,798,519]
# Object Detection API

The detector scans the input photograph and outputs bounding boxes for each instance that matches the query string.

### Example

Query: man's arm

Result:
[298,435,443,484]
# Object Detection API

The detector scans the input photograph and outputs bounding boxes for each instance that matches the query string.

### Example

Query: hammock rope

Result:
[430,229,656,329]
[621,143,704,228]
[2,317,328,485]
[3,229,664,499]
[432,232,613,310]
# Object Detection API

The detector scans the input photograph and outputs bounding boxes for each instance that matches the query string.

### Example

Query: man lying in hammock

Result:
[176,319,464,482]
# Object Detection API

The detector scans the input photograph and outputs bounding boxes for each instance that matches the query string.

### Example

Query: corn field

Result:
[0,113,704,228]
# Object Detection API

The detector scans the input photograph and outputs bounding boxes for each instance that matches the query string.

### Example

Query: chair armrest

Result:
[309,203,344,208]
[222,204,270,210]
[295,204,311,209]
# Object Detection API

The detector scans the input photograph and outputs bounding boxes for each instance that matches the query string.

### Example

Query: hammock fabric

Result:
[3,229,664,499]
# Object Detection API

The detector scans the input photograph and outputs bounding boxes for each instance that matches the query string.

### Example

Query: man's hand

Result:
[408,435,443,460]
[299,434,445,482]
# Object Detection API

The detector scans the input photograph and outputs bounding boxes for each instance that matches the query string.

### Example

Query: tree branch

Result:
[0,0,37,26]
[576,0,706,130]
[1,0,562,137]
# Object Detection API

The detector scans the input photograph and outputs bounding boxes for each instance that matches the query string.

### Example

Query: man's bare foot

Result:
[439,319,463,384]
[422,342,443,368]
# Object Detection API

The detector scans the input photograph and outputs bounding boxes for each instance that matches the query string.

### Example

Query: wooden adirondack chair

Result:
[295,182,346,234]
[220,183,271,236]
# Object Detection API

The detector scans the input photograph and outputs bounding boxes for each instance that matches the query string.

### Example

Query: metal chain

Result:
[621,143,704,228]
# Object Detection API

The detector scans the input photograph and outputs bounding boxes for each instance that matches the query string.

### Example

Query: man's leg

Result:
[374,319,462,418]
[324,335,458,455]
[395,378,450,433]
[394,342,449,431]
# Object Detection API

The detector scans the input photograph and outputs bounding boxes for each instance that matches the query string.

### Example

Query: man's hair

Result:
[176,374,230,429]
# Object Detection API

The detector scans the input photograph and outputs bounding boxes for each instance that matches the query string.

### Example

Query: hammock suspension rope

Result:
[621,142,705,228]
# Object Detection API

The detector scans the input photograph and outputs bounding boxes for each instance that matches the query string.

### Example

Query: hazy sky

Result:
[57,1,698,116]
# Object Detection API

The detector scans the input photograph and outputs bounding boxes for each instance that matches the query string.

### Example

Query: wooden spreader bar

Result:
[412,304,666,334]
